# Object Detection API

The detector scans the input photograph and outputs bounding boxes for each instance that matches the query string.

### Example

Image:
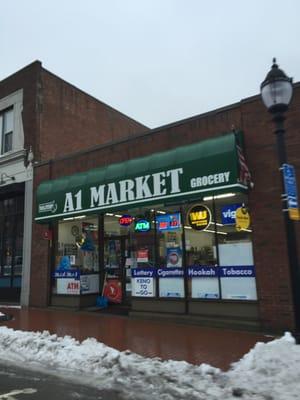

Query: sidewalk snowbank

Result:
[0,327,299,400]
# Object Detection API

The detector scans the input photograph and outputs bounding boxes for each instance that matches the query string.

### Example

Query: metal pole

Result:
[273,111,300,342]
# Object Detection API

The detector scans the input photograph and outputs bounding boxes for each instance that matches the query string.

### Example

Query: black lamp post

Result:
[260,58,300,342]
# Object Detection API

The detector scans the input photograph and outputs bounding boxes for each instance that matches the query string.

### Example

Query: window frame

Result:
[0,107,14,155]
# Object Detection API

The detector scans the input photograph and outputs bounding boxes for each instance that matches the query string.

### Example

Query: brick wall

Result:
[38,68,148,161]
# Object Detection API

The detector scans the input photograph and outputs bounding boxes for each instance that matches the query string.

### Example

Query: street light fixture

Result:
[260,58,300,342]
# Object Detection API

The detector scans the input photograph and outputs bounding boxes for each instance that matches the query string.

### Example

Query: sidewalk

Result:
[0,305,273,371]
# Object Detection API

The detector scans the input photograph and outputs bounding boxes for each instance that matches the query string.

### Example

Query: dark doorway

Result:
[0,192,24,302]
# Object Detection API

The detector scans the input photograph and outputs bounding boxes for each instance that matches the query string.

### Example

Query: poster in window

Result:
[166,247,182,267]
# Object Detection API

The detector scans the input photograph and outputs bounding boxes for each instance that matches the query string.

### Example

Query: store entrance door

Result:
[103,236,131,308]
[0,195,24,303]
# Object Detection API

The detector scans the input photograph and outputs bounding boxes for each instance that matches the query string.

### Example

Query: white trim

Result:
[35,183,247,221]
[0,89,24,157]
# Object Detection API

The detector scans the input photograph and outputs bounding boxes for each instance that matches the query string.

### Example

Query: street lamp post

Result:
[260,58,300,342]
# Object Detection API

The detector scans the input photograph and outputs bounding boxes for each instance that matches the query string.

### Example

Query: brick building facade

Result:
[32,81,300,334]
[0,61,147,304]
[2,61,300,334]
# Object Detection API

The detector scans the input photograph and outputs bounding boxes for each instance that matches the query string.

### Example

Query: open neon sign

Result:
[119,215,134,226]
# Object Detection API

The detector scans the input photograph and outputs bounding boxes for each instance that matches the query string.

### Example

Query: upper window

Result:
[0,108,13,154]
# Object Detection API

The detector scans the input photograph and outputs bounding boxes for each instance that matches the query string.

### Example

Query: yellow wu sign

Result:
[188,205,211,231]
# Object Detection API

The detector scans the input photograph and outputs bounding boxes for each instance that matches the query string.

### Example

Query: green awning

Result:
[35,132,248,222]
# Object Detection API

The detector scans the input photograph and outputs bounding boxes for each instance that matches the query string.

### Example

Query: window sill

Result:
[0,149,26,165]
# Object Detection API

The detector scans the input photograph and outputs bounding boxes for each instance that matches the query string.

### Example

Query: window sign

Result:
[235,207,250,231]
[219,265,255,278]
[221,203,242,225]
[119,214,134,226]
[131,268,156,297]
[157,267,184,278]
[187,266,218,278]
[156,212,181,231]
[166,247,182,267]
[53,269,80,279]
[57,278,80,295]
[187,205,211,231]
[137,249,149,263]
[135,219,151,232]
[131,268,156,278]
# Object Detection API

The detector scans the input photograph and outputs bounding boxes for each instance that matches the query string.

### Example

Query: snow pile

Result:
[228,332,300,399]
[0,312,5,317]
[0,327,299,400]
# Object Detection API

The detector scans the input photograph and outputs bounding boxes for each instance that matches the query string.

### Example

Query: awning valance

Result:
[35,132,248,222]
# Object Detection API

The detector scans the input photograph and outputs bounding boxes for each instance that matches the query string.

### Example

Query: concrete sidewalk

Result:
[0,305,273,371]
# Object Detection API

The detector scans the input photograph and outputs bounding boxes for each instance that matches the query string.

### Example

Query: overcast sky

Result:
[1,0,300,128]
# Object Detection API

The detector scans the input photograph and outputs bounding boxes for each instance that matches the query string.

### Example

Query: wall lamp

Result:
[0,173,16,185]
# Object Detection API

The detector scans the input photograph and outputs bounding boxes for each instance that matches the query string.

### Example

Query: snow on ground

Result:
[0,327,299,400]
[0,313,5,317]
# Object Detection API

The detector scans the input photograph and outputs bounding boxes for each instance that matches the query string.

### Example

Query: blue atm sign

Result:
[283,164,300,221]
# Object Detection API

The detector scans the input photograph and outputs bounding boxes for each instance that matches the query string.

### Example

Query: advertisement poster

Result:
[103,279,122,303]
[137,249,149,263]
[156,213,181,231]
[57,278,80,295]
[282,164,300,220]
[235,207,250,231]
[166,247,182,267]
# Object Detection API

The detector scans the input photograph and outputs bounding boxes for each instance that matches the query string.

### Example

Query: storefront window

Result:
[155,209,184,298]
[53,216,99,296]
[184,200,218,299]
[185,193,257,301]
[51,192,256,303]
[215,194,257,300]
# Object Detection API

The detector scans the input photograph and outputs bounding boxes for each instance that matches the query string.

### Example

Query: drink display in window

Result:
[53,219,99,295]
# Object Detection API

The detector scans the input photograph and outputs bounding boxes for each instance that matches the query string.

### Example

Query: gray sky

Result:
[1,0,300,128]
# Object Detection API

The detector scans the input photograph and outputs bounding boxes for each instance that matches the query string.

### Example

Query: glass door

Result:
[103,236,130,305]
